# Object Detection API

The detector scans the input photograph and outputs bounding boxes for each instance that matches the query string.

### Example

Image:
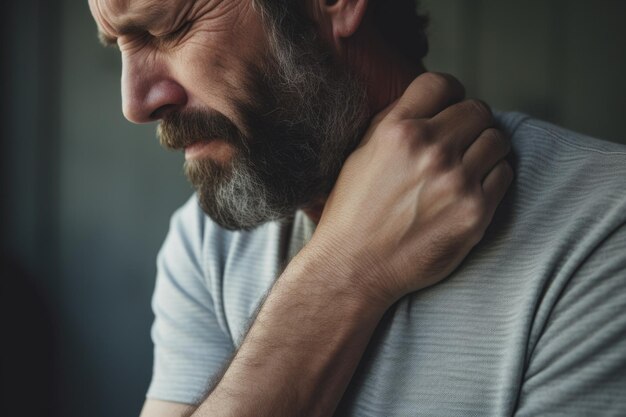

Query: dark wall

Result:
[2,1,190,416]
[423,0,626,143]
[2,1,625,416]
[2,1,61,416]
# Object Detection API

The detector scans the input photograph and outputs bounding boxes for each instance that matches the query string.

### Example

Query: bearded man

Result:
[88,1,626,416]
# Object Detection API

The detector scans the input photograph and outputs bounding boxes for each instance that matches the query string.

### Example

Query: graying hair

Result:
[190,0,430,229]
[180,0,370,230]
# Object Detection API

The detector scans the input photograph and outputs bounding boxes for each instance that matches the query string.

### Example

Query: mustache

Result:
[158,109,247,152]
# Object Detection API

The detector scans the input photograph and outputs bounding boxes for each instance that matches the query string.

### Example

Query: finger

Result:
[429,99,494,155]
[482,159,514,216]
[371,98,400,126]
[390,72,465,121]
[462,128,511,181]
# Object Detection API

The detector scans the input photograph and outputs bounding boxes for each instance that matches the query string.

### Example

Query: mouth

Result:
[184,140,235,163]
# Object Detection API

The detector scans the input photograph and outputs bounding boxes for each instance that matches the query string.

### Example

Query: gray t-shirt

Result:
[146,112,626,416]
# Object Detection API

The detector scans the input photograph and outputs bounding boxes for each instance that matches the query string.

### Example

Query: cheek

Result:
[170,18,270,125]
[184,42,241,91]
[168,40,252,125]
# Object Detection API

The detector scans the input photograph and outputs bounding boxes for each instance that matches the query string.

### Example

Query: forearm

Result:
[192,245,389,417]
[185,73,511,417]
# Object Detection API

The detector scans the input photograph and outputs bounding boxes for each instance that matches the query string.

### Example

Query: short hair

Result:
[253,0,429,65]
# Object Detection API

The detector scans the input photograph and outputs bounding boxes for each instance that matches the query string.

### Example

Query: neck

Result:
[349,29,425,115]
[303,30,424,225]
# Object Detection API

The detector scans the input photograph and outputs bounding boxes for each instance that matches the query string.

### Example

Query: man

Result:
[88,1,626,416]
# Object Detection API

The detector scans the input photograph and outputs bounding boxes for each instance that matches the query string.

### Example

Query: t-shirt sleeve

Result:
[514,221,626,416]
[146,197,234,404]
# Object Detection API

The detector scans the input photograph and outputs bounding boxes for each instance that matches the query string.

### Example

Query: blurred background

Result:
[1,1,625,416]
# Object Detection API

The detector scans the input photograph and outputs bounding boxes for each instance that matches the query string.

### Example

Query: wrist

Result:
[289,239,397,314]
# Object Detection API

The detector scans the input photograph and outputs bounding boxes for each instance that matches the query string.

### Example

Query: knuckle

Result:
[387,120,432,148]
[464,196,486,220]
[420,142,455,173]
[411,120,433,141]
[486,128,511,152]
[414,72,460,97]
[440,169,468,194]
[459,197,487,238]
[425,149,449,172]
[483,127,500,142]
[465,99,493,121]
[418,72,449,89]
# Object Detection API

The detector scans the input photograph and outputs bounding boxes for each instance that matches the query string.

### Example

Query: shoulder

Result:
[495,112,626,219]
[496,111,626,157]
[496,111,626,174]
[489,113,626,291]
[161,194,293,293]
[162,194,233,270]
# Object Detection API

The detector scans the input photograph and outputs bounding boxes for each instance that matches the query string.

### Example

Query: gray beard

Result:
[184,155,284,230]
[161,15,369,230]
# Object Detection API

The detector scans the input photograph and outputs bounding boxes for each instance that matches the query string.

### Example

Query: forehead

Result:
[89,0,192,35]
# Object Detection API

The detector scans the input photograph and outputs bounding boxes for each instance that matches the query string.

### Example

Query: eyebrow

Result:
[98,30,119,47]
[97,24,146,47]
[96,4,169,47]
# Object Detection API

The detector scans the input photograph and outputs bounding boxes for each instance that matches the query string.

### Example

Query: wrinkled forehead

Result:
[88,0,192,35]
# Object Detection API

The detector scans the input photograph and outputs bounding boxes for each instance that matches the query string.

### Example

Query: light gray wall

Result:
[2,1,625,417]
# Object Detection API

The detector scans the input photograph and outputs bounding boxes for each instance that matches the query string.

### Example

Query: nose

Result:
[121,55,187,123]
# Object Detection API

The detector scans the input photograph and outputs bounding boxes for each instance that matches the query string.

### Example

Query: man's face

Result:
[89,0,368,230]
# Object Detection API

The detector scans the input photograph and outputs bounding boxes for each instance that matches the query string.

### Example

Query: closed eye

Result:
[159,21,193,44]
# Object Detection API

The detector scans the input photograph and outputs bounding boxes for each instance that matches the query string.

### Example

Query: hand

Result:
[307,72,513,305]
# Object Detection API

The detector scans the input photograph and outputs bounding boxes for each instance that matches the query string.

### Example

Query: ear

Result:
[321,0,369,40]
